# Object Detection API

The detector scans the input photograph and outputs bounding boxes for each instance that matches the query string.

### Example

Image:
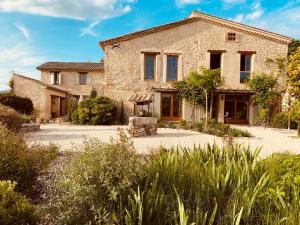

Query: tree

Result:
[247,74,278,125]
[176,75,206,123]
[176,68,224,125]
[287,46,300,136]
[90,88,97,98]
[288,39,300,57]
[188,68,224,118]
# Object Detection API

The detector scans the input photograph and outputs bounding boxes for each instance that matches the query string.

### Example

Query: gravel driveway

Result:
[26,123,300,157]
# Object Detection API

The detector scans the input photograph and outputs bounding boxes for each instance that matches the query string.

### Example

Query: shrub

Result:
[179,120,189,130]
[0,124,58,197]
[0,180,39,225]
[119,100,125,125]
[46,130,143,225]
[168,122,176,129]
[67,96,78,122]
[74,96,116,125]
[157,121,165,128]
[271,112,298,129]
[21,114,32,123]
[0,104,22,131]
[0,93,33,115]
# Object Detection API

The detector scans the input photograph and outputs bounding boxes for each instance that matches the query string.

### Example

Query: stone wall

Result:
[41,70,106,96]
[128,116,158,137]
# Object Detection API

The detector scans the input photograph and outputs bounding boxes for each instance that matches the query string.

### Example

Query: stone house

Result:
[13,10,292,124]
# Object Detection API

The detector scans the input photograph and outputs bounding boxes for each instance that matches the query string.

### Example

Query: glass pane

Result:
[240,55,245,71]
[210,53,221,69]
[245,55,251,71]
[161,95,171,117]
[80,74,87,85]
[236,102,248,120]
[145,55,155,80]
[173,95,181,117]
[224,101,235,120]
[167,55,178,81]
[240,72,250,83]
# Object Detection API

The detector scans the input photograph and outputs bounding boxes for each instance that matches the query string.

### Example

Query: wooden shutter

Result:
[50,73,55,84]
[87,73,92,85]
[58,73,62,84]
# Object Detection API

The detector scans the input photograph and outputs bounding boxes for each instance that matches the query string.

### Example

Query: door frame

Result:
[224,94,250,124]
[160,92,182,121]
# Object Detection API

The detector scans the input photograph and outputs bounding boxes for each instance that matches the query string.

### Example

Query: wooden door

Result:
[161,93,182,121]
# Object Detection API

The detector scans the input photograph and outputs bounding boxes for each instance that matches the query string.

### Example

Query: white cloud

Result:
[15,22,30,40]
[0,0,136,20]
[80,21,100,37]
[223,0,245,3]
[231,1,264,23]
[230,1,300,39]
[176,0,201,8]
[0,38,44,90]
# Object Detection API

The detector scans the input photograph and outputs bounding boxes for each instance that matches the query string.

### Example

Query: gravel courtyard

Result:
[27,124,300,157]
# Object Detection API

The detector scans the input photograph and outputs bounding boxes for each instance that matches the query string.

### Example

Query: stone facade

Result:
[41,70,105,96]
[101,11,290,124]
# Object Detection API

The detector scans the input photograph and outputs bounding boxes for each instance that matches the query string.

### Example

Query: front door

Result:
[161,93,182,121]
[224,94,250,124]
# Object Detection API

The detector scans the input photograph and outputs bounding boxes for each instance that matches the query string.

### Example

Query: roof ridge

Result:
[99,10,292,49]
[13,73,68,93]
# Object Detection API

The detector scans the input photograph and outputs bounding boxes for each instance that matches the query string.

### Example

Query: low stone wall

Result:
[128,117,157,137]
[20,123,40,132]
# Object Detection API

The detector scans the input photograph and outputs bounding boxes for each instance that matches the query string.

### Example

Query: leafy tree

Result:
[188,68,224,118]
[287,46,300,136]
[247,74,278,124]
[90,88,97,98]
[67,96,78,122]
[119,100,125,125]
[288,39,300,57]
[176,68,224,123]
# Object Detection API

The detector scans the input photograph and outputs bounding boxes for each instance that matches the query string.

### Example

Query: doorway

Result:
[224,94,250,124]
[161,93,182,121]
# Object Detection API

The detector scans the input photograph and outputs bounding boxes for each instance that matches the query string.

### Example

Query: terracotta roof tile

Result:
[37,62,104,71]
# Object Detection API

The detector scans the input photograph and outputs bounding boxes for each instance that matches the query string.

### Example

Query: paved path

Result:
[26,124,300,158]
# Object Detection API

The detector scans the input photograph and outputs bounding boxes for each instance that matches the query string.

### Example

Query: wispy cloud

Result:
[222,0,245,4]
[231,1,264,23]
[230,0,300,38]
[80,21,100,37]
[0,0,136,21]
[15,22,30,40]
[175,0,201,8]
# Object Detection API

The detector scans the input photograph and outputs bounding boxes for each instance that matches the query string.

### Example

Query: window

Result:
[167,55,178,81]
[50,72,60,85]
[79,73,88,85]
[227,32,237,41]
[144,54,155,80]
[210,53,222,69]
[240,54,252,83]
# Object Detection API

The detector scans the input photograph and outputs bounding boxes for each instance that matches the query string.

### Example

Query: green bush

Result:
[168,122,176,129]
[271,112,298,129]
[67,96,78,122]
[46,130,143,225]
[0,180,39,225]
[0,124,58,197]
[73,96,116,125]
[157,121,165,128]
[0,104,23,131]
[0,93,33,115]
[179,120,189,130]
[21,114,32,123]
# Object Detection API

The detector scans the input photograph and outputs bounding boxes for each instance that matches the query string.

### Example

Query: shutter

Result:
[58,73,62,84]
[50,73,54,84]
[87,73,92,85]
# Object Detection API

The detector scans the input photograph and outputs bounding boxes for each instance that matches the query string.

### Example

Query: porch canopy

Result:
[128,93,153,104]
[128,93,153,117]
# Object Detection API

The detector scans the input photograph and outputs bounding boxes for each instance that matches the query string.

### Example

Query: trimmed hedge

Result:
[0,93,34,115]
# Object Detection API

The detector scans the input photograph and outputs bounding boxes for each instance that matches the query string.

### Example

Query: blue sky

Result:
[0,0,300,90]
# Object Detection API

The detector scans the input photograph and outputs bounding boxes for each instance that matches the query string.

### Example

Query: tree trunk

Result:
[288,109,291,133]
[209,91,214,119]
[191,102,195,124]
[298,122,300,137]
